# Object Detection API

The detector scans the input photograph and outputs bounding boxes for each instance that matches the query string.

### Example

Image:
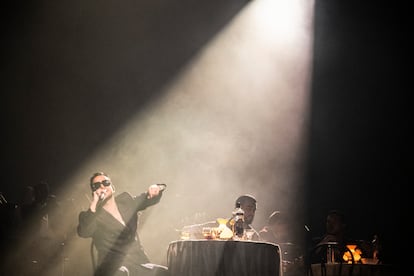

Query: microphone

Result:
[157,183,167,192]
[99,190,107,200]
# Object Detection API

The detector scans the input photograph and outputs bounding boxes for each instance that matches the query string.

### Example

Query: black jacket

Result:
[77,191,162,275]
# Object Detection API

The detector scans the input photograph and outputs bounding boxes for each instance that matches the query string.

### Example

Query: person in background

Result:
[259,210,305,276]
[0,192,21,272]
[315,209,347,246]
[231,194,260,240]
[259,210,292,243]
[77,172,168,276]
[2,181,65,275]
[309,209,349,265]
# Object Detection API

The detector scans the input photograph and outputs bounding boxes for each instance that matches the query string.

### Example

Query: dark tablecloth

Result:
[167,240,281,276]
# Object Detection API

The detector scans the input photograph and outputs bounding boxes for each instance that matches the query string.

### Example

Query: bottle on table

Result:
[232,202,244,240]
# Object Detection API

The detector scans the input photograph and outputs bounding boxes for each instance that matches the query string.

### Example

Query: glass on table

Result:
[180,225,192,240]
[202,227,215,239]
[180,230,190,240]
[216,218,233,239]
[244,229,255,241]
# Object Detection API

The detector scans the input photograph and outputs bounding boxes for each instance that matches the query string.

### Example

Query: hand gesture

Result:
[147,184,161,199]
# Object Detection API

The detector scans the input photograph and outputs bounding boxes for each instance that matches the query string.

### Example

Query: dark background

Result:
[305,0,406,267]
[1,0,406,273]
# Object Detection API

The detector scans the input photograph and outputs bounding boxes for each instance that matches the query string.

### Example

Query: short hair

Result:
[89,172,115,192]
[235,194,257,207]
[89,172,110,186]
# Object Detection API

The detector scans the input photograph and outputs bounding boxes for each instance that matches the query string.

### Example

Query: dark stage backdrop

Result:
[305,1,406,267]
[1,0,406,272]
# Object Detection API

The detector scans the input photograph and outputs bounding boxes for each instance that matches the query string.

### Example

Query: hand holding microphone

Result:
[147,183,167,199]
[92,189,106,202]
[157,183,167,192]
[90,189,107,212]
[99,189,107,200]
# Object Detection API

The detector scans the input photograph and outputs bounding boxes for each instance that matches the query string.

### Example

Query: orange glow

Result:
[343,244,362,263]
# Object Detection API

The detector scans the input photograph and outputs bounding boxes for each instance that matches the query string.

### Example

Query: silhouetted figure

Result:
[0,192,21,252]
[259,210,294,243]
[2,181,66,275]
[259,210,305,276]
[307,209,351,268]
[315,209,347,246]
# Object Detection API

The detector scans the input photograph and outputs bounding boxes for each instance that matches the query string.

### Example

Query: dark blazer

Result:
[77,191,162,275]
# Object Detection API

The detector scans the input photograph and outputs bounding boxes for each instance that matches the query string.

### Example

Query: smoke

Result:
[57,0,313,267]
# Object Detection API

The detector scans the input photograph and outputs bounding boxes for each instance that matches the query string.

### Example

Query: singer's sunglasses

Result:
[90,179,111,191]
